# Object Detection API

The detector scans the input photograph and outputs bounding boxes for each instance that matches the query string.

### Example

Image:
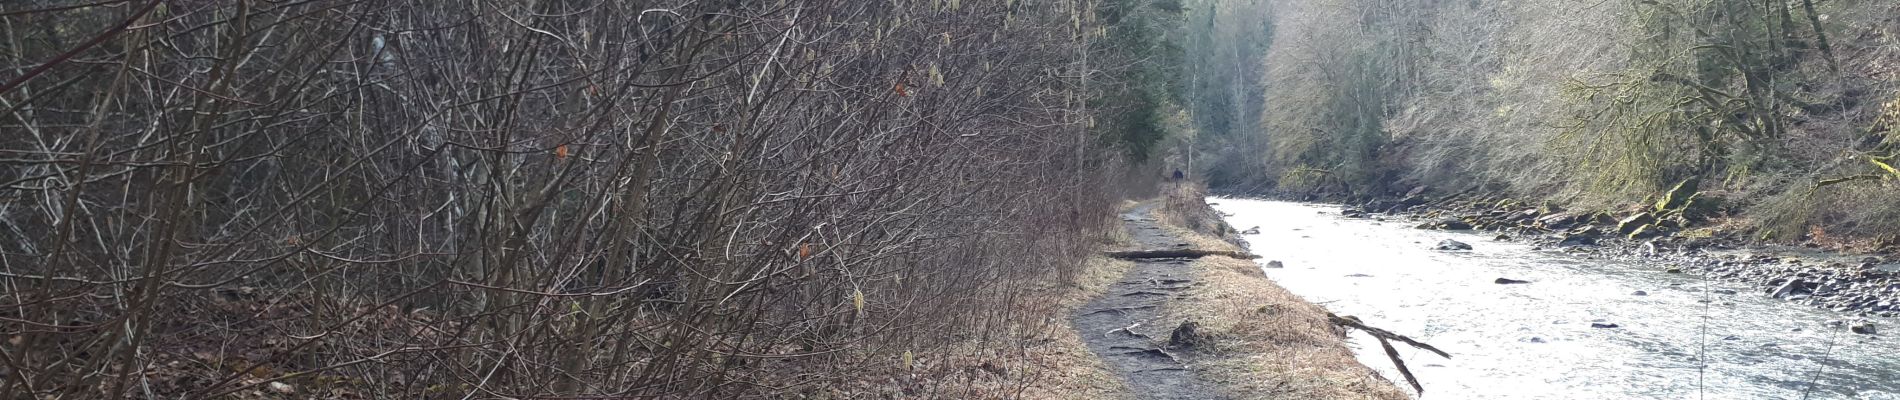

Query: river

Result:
[1211,198,1900,399]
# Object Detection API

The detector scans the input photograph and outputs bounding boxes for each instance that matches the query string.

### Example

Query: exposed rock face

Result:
[1617,212,1656,234]
[1536,212,1582,230]
[1400,194,1427,205]
[1627,224,1666,239]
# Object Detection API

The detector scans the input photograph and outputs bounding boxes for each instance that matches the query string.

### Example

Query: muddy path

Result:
[1070,203,1229,400]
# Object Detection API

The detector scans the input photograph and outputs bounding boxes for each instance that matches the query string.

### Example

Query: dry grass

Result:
[1145,188,1409,399]
[886,192,1401,400]
[1154,183,1243,249]
[773,254,1136,399]
[1024,206,1144,399]
[1162,224,1244,253]
[1028,256,1139,400]
[1164,256,1409,399]
[856,229,1143,399]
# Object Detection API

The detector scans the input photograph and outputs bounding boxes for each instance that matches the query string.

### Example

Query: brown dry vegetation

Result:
[0,1,1179,398]
[1166,256,1407,400]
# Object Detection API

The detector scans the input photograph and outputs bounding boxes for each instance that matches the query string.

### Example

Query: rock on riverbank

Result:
[1335,191,1900,319]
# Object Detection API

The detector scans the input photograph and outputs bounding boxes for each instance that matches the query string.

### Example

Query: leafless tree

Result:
[0,0,1151,397]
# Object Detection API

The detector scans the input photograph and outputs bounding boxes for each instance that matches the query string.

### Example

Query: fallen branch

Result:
[1079,305,1155,316]
[1104,249,1259,260]
[1105,320,1150,339]
[1327,313,1451,395]
[1121,290,1172,297]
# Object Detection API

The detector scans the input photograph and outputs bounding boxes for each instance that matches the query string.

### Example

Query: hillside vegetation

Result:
[0,1,1186,398]
[1190,0,1900,246]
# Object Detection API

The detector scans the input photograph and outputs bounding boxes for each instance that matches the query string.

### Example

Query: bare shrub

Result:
[0,1,1162,397]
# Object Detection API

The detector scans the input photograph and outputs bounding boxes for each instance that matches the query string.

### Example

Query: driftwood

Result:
[1327,313,1451,395]
[1104,249,1259,260]
[1104,321,1148,339]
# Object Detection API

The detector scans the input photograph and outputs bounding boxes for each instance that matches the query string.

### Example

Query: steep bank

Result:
[1071,189,1406,399]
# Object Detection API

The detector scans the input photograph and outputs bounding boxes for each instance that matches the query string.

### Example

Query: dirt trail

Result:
[1070,202,1229,400]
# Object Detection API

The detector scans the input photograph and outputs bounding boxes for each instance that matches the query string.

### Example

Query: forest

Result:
[1187,0,1900,247]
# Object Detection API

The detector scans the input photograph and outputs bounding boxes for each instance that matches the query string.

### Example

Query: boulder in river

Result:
[1591,322,1621,329]
[1264,260,1285,268]
[1631,290,1648,296]
[1851,321,1877,335]
[1770,279,1814,299]
[1241,226,1261,235]
[1494,278,1532,284]
[1435,239,1473,251]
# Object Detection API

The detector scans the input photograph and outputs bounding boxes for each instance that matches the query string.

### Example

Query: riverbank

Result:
[1295,190,1900,322]
[1209,197,1900,398]
[1069,187,1406,399]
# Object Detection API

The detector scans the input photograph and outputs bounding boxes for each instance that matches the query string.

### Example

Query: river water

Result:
[1211,198,1900,400]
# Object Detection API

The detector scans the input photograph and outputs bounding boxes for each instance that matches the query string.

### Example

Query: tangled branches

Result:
[0,0,1151,397]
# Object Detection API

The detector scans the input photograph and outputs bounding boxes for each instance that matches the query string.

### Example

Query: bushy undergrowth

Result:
[0,1,1178,398]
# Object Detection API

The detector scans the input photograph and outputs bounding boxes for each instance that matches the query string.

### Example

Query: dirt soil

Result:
[1069,202,1228,400]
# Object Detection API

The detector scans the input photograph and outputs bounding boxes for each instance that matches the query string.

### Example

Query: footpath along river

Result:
[1212,198,1900,399]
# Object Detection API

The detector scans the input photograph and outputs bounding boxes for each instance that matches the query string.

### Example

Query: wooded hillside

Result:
[1190,0,1900,245]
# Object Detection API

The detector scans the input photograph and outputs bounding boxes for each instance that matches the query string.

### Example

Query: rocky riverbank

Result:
[1323,191,1899,323]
